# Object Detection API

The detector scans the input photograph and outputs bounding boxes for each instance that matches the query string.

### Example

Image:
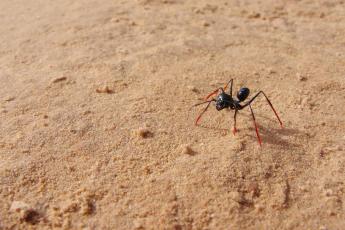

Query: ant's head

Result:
[237,87,250,101]
[216,93,227,111]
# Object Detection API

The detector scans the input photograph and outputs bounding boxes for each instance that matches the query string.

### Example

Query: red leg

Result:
[249,105,262,146]
[243,91,283,128]
[205,88,220,101]
[232,110,238,135]
[194,100,213,125]
[204,79,233,101]
[265,97,283,127]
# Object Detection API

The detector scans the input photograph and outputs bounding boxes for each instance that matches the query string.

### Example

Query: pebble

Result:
[328,210,336,216]
[248,12,261,19]
[110,17,120,23]
[267,68,276,74]
[324,189,333,197]
[51,76,67,83]
[296,72,307,81]
[193,8,203,14]
[187,85,199,93]
[202,21,210,27]
[255,204,264,213]
[299,185,308,192]
[133,220,144,229]
[319,149,326,157]
[10,201,40,224]
[181,145,196,156]
[83,110,92,115]
[96,86,114,94]
[136,128,153,138]
[5,96,15,102]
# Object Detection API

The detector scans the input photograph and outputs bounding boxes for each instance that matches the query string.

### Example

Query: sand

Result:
[1,0,345,229]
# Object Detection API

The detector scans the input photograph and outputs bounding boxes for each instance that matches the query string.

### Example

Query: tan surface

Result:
[1,0,345,229]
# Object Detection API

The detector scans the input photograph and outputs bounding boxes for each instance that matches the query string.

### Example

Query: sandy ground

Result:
[1,0,345,229]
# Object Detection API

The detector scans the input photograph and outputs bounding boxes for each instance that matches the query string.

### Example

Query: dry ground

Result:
[1,0,345,229]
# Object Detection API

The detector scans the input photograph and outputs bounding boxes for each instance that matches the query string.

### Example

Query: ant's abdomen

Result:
[237,88,250,101]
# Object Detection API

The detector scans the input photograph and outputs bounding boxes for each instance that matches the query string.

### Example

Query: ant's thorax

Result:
[216,92,244,110]
[216,92,237,110]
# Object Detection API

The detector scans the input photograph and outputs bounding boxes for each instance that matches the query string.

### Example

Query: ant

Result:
[192,79,283,146]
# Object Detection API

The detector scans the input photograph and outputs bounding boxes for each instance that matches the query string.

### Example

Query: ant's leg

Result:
[205,87,224,101]
[243,91,283,127]
[249,104,262,146]
[205,79,233,100]
[232,110,238,135]
[192,99,216,108]
[228,79,233,96]
[193,100,215,125]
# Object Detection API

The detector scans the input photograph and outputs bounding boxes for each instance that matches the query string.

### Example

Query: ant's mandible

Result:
[192,79,283,146]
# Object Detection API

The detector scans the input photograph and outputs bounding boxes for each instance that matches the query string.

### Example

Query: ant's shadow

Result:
[196,113,301,148]
[249,125,300,148]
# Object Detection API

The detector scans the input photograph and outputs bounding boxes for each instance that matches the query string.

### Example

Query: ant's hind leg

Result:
[249,104,262,146]
[232,110,238,135]
[243,91,283,127]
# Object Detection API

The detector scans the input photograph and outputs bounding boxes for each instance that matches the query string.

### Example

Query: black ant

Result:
[192,79,283,146]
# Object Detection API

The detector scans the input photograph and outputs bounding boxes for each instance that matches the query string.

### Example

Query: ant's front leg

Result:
[192,99,216,125]
[232,110,238,135]
[204,79,233,101]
